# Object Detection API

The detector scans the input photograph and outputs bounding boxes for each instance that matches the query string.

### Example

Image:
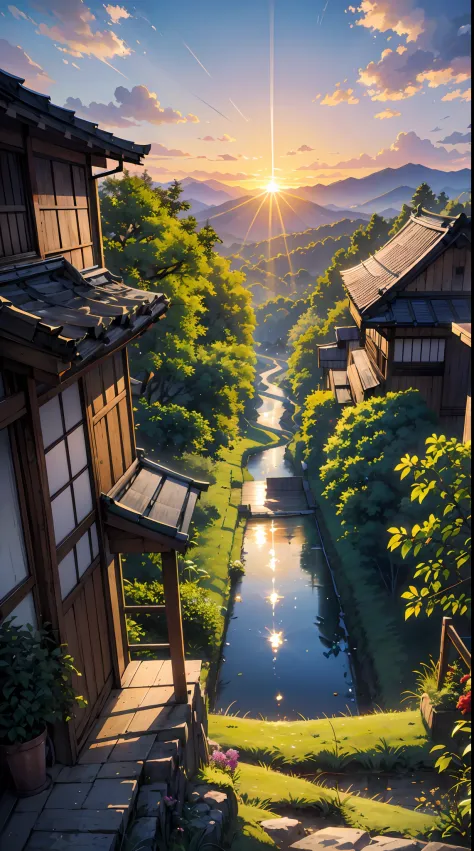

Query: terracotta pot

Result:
[1,727,49,796]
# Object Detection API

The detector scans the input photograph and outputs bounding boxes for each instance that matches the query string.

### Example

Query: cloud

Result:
[217,153,239,161]
[437,130,471,145]
[65,86,199,127]
[375,107,401,119]
[458,24,471,36]
[431,126,442,132]
[0,38,53,91]
[133,166,253,182]
[199,133,236,143]
[8,5,37,23]
[286,151,297,156]
[32,0,132,63]
[104,5,130,24]
[442,87,471,102]
[285,144,316,156]
[353,2,471,102]
[320,87,360,106]
[149,143,191,158]
[325,130,468,169]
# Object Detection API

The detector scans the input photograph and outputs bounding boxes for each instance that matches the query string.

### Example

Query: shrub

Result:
[124,579,222,653]
[229,560,246,581]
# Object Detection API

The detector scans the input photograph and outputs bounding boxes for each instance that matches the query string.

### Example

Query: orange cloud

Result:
[375,108,401,119]
[65,86,199,127]
[33,0,131,62]
[320,87,359,106]
[442,88,471,102]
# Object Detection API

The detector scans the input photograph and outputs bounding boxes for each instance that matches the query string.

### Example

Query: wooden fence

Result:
[438,616,471,689]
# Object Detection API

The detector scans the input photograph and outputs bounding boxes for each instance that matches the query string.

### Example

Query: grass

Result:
[232,805,278,851]
[209,709,432,770]
[201,762,436,840]
[192,422,283,609]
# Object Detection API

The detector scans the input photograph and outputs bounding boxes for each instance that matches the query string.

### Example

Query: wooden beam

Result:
[0,391,26,429]
[104,512,187,553]
[437,616,452,689]
[446,623,472,669]
[161,551,188,704]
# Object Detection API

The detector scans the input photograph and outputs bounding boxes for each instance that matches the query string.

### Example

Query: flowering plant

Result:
[457,673,471,716]
[210,747,240,776]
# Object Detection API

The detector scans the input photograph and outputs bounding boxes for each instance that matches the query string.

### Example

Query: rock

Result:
[144,756,175,784]
[188,790,202,804]
[371,839,424,851]
[261,817,303,848]
[125,818,158,849]
[193,803,211,816]
[136,784,166,818]
[424,844,467,851]
[188,818,209,830]
[291,828,371,851]
[202,789,229,818]
[192,784,212,799]
[207,739,221,752]
[205,819,222,843]
[209,809,224,825]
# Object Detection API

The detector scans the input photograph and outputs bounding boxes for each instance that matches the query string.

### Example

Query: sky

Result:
[0,0,471,190]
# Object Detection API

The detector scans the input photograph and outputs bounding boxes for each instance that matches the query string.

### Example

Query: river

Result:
[214,361,357,720]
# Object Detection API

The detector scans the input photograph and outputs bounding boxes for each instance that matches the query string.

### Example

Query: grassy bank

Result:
[193,422,283,609]
[286,437,438,709]
[209,709,432,769]
[202,763,436,840]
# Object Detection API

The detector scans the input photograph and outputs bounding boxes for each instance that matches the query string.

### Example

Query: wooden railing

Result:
[437,616,471,689]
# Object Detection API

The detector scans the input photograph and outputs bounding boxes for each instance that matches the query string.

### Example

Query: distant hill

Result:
[178,179,239,206]
[177,198,211,218]
[352,185,415,214]
[296,164,471,209]
[196,194,369,242]
[225,219,365,261]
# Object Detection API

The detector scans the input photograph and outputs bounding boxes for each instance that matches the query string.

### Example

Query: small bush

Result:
[125,579,222,653]
[229,560,246,581]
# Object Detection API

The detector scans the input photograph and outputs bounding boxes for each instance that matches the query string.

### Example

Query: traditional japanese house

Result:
[322,209,471,435]
[0,69,208,769]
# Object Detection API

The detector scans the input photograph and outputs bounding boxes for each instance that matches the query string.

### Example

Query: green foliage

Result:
[0,620,87,744]
[124,578,222,654]
[389,203,412,236]
[254,296,307,347]
[299,390,338,468]
[100,172,256,456]
[412,183,438,212]
[229,560,246,580]
[320,391,435,594]
[406,659,465,710]
[388,434,471,619]
[429,711,471,843]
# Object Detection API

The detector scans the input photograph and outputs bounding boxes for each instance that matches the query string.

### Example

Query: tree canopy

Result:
[100,172,256,456]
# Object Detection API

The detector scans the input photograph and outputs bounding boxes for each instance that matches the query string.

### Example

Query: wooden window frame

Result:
[0,142,38,266]
[394,337,446,364]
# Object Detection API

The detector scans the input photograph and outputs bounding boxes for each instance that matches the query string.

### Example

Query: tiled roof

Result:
[342,210,471,314]
[0,256,168,370]
[365,296,470,326]
[318,343,347,368]
[335,326,359,344]
[102,450,209,551]
[0,68,150,165]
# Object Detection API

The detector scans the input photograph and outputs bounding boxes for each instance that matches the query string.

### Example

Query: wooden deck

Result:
[240,476,315,517]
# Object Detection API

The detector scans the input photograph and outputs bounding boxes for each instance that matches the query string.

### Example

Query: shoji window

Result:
[0,428,30,601]
[394,338,446,363]
[40,382,98,600]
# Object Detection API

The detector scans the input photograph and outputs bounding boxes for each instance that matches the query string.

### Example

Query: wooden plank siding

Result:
[386,373,444,413]
[0,148,35,261]
[405,246,471,293]
[441,334,471,415]
[33,154,94,270]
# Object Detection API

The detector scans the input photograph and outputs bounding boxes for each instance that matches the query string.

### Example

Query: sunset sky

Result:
[0,0,471,189]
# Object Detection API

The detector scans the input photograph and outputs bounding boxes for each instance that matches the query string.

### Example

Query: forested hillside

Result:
[100,173,257,457]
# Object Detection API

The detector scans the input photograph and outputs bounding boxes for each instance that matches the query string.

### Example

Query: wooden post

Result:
[161,550,188,703]
[437,616,452,689]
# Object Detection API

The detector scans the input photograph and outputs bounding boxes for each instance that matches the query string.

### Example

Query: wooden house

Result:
[0,69,208,767]
[322,209,471,435]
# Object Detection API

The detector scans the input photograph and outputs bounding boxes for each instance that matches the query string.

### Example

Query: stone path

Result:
[0,660,206,851]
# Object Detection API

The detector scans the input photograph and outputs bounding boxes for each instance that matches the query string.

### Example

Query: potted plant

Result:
[417,660,468,741]
[0,619,87,796]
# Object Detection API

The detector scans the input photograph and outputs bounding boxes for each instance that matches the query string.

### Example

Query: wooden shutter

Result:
[0,149,35,261]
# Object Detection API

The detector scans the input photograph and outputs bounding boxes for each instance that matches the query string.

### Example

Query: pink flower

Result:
[164,796,177,807]
[225,749,239,762]
[211,750,228,768]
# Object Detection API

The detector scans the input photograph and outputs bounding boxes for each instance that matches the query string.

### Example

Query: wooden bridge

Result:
[239,476,316,518]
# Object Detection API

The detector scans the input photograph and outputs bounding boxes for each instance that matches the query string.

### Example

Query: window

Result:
[0,149,35,262]
[8,593,37,629]
[40,383,94,545]
[0,428,29,601]
[394,338,446,363]
[58,523,99,600]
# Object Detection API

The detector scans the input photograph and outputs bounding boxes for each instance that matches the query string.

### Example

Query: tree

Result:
[288,299,351,403]
[388,434,471,619]
[412,182,438,212]
[436,191,449,212]
[320,391,436,594]
[100,172,256,456]
[389,203,412,236]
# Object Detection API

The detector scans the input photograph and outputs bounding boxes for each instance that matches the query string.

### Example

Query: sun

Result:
[266,179,280,193]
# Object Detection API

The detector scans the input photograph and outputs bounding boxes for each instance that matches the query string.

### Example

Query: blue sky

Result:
[0,0,471,188]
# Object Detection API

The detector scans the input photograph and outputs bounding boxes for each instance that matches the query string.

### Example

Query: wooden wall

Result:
[387,373,444,413]
[441,334,471,415]
[406,244,471,293]
[33,149,95,269]
[0,148,35,261]
[85,350,136,494]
